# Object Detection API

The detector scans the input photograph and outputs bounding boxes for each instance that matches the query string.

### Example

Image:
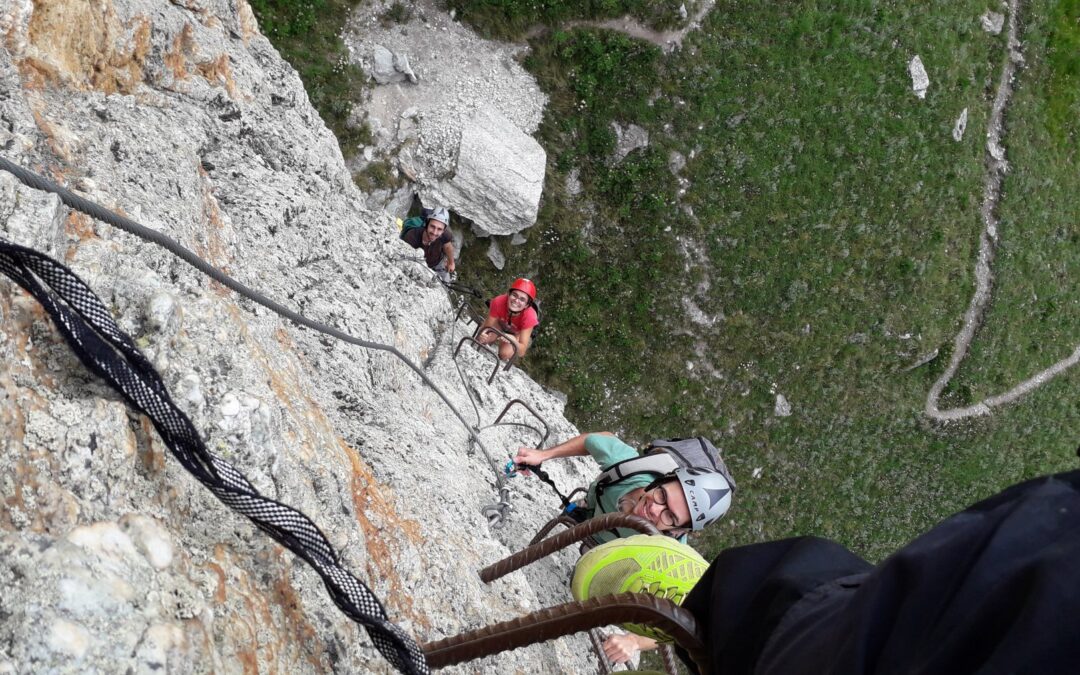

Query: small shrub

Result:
[380,1,412,26]
[352,159,399,192]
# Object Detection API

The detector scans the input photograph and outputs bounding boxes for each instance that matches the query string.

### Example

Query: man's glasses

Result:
[647,483,680,528]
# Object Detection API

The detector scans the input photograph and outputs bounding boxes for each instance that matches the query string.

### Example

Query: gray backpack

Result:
[594,437,736,499]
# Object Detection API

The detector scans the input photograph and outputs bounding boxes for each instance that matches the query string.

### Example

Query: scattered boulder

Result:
[668,150,687,175]
[611,122,650,162]
[565,168,583,197]
[371,45,418,84]
[424,106,546,236]
[981,11,1005,35]
[952,108,968,142]
[908,55,929,99]
[775,394,793,417]
[487,239,506,270]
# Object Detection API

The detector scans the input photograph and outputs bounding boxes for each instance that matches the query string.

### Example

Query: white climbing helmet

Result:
[673,467,733,531]
[427,206,450,226]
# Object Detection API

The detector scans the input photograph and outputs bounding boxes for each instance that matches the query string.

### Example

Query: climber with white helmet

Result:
[400,205,456,282]
[513,432,734,665]
[513,433,734,544]
[476,277,540,360]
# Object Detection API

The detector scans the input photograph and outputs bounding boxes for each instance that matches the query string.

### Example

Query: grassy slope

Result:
[456,0,1080,562]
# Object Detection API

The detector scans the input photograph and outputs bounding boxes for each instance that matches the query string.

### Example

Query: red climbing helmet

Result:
[509,278,537,301]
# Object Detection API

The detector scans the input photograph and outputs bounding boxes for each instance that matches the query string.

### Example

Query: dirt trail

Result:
[925,0,1080,421]
[525,0,716,53]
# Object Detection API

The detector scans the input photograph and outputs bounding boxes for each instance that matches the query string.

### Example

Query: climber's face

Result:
[508,290,530,312]
[423,218,446,244]
[618,480,691,532]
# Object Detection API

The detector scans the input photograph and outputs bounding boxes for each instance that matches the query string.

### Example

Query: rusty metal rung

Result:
[472,325,519,370]
[480,513,659,584]
[420,593,707,673]
[528,513,581,547]
[588,628,614,674]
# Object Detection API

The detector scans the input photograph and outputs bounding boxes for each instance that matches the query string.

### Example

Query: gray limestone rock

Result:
[775,394,793,417]
[953,108,969,142]
[0,1,595,672]
[372,44,418,84]
[424,106,546,236]
[981,11,1005,34]
[909,55,929,99]
[565,168,583,197]
[487,239,506,270]
[345,5,548,237]
[612,122,650,162]
[669,150,687,175]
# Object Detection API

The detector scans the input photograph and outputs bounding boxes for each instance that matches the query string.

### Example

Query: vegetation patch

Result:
[352,158,401,192]
[380,1,414,26]
[248,0,370,157]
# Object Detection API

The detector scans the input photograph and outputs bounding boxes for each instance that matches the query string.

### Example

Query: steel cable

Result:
[0,156,507,496]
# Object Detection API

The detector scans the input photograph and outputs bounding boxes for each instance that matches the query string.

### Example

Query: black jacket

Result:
[678,470,1080,675]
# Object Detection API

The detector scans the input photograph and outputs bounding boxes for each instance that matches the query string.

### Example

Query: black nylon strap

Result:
[517,463,572,507]
[0,239,428,675]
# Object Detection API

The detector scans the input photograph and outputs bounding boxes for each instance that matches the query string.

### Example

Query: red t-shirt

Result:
[488,294,539,334]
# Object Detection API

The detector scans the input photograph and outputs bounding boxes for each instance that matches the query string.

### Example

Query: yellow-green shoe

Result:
[571,534,707,642]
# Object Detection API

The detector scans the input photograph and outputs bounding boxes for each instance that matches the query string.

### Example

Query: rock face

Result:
[0,0,596,672]
[426,106,546,236]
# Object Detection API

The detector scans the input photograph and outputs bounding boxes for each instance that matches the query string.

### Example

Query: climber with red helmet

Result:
[476,278,539,360]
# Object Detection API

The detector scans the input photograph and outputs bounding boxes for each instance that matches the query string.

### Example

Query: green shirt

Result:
[583,435,655,545]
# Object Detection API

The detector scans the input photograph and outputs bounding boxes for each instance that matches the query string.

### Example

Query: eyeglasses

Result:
[508,291,530,304]
[647,483,680,529]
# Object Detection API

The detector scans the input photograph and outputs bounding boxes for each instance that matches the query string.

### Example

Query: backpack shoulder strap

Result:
[594,453,679,498]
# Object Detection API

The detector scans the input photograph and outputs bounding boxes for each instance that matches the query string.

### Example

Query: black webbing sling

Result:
[0,239,428,675]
